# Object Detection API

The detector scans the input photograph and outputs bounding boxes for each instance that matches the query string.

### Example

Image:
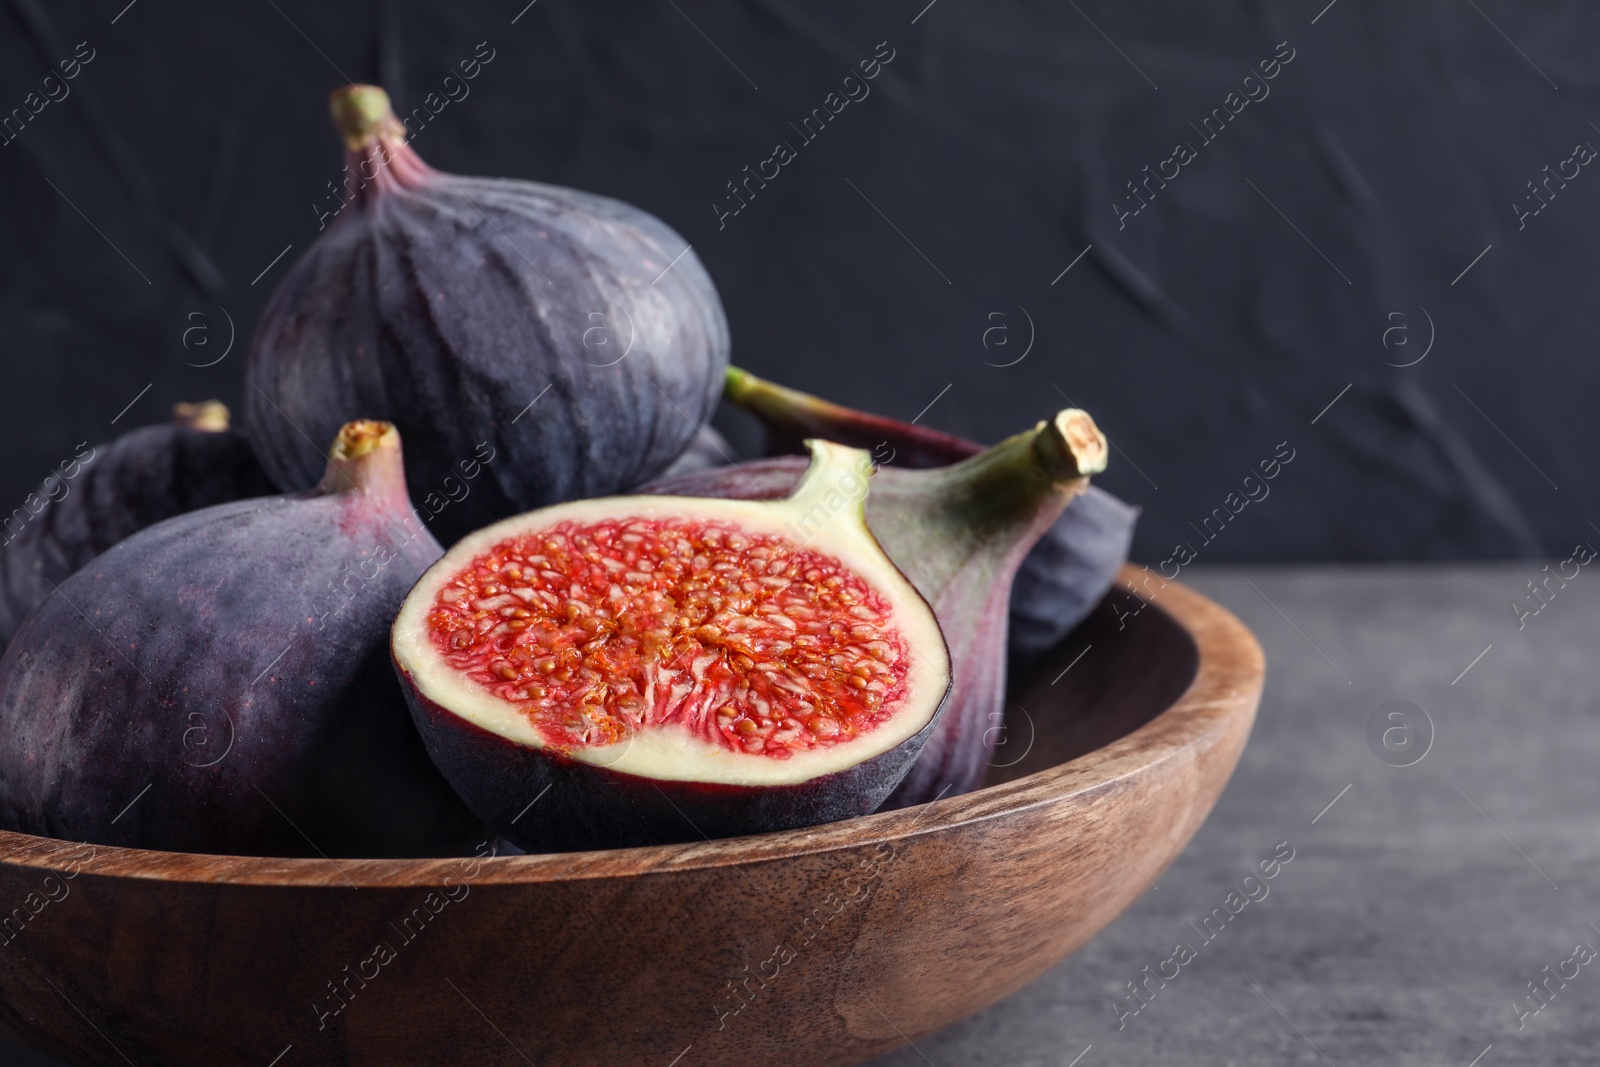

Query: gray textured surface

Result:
[1,565,1594,1065]
[862,566,1600,1067]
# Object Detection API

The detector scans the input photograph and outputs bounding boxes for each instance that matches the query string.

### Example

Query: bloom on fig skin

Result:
[0,421,481,857]
[248,84,730,544]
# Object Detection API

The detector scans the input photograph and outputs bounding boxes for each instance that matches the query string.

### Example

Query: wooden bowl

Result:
[0,568,1261,1067]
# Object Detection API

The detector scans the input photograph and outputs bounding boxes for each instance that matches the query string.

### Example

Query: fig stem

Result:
[1033,410,1108,480]
[785,440,875,526]
[318,420,411,508]
[329,84,407,151]
[725,367,973,467]
[172,400,230,432]
[891,410,1107,541]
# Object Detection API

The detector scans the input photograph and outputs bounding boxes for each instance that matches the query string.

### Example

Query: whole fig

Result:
[0,400,274,646]
[0,420,480,857]
[246,85,731,543]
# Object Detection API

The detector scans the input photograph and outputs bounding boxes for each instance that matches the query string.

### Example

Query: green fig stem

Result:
[861,410,1107,600]
[724,366,975,468]
[327,85,435,198]
[782,439,876,537]
[330,85,407,150]
[922,410,1105,522]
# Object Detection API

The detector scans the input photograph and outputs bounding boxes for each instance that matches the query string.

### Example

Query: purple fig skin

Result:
[723,368,1138,666]
[0,421,481,857]
[641,410,1109,806]
[649,424,737,482]
[245,85,730,544]
[0,401,275,646]
[398,660,943,853]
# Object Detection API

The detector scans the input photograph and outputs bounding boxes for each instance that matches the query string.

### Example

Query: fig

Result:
[651,423,737,481]
[392,441,952,852]
[724,368,1137,665]
[643,407,1109,805]
[0,421,480,857]
[0,400,275,646]
[245,84,731,543]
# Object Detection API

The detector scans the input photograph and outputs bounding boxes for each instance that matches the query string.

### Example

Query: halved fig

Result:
[392,441,951,852]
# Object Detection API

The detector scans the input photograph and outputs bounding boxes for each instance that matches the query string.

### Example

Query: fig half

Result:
[392,441,951,852]
[724,367,1138,665]
[644,406,1110,805]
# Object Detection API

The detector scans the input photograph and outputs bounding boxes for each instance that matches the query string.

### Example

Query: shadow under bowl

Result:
[0,567,1262,1067]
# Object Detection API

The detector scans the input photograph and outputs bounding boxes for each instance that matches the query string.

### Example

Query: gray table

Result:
[4,568,1593,1065]
[864,566,1598,1067]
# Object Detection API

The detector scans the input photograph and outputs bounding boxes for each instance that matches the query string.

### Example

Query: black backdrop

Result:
[1,0,1595,562]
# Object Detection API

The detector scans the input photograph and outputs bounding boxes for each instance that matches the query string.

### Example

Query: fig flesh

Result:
[0,421,480,857]
[392,441,951,852]
[0,400,274,646]
[246,85,731,543]
[724,368,1137,665]
[644,408,1109,805]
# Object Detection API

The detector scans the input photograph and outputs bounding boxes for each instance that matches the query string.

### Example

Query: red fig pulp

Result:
[246,85,730,543]
[724,368,1137,665]
[393,442,951,851]
[644,408,1109,805]
[0,421,480,856]
[0,400,274,645]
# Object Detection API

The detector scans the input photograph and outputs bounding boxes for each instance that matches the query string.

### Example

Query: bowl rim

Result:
[0,566,1262,888]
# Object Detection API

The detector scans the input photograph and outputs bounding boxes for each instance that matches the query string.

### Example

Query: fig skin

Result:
[0,401,275,646]
[401,665,940,853]
[246,85,730,544]
[392,442,952,852]
[643,410,1109,805]
[0,421,481,857]
[724,368,1138,666]
[649,423,736,481]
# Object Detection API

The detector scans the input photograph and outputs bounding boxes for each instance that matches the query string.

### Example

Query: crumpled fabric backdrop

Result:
[0,0,1593,571]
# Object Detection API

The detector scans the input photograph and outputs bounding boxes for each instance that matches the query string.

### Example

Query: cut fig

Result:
[0,420,481,857]
[0,400,274,646]
[393,441,951,852]
[723,367,1137,665]
[643,406,1109,805]
[246,84,730,543]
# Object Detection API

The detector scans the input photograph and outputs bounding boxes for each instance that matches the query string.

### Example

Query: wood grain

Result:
[0,567,1262,1066]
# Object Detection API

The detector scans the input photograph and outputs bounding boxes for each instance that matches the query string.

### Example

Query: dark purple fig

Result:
[643,408,1109,806]
[649,423,737,482]
[0,420,481,857]
[245,84,731,544]
[392,441,951,852]
[724,368,1138,665]
[0,400,275,647]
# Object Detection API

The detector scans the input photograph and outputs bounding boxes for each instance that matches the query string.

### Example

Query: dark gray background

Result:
[0,0,1593,563]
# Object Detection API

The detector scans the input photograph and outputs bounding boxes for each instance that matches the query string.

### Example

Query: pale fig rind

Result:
[0,421,481,857]
[246,85,730,543]
[723,367,1137,665]
[0,401,274,645]
[392,442,952,851]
